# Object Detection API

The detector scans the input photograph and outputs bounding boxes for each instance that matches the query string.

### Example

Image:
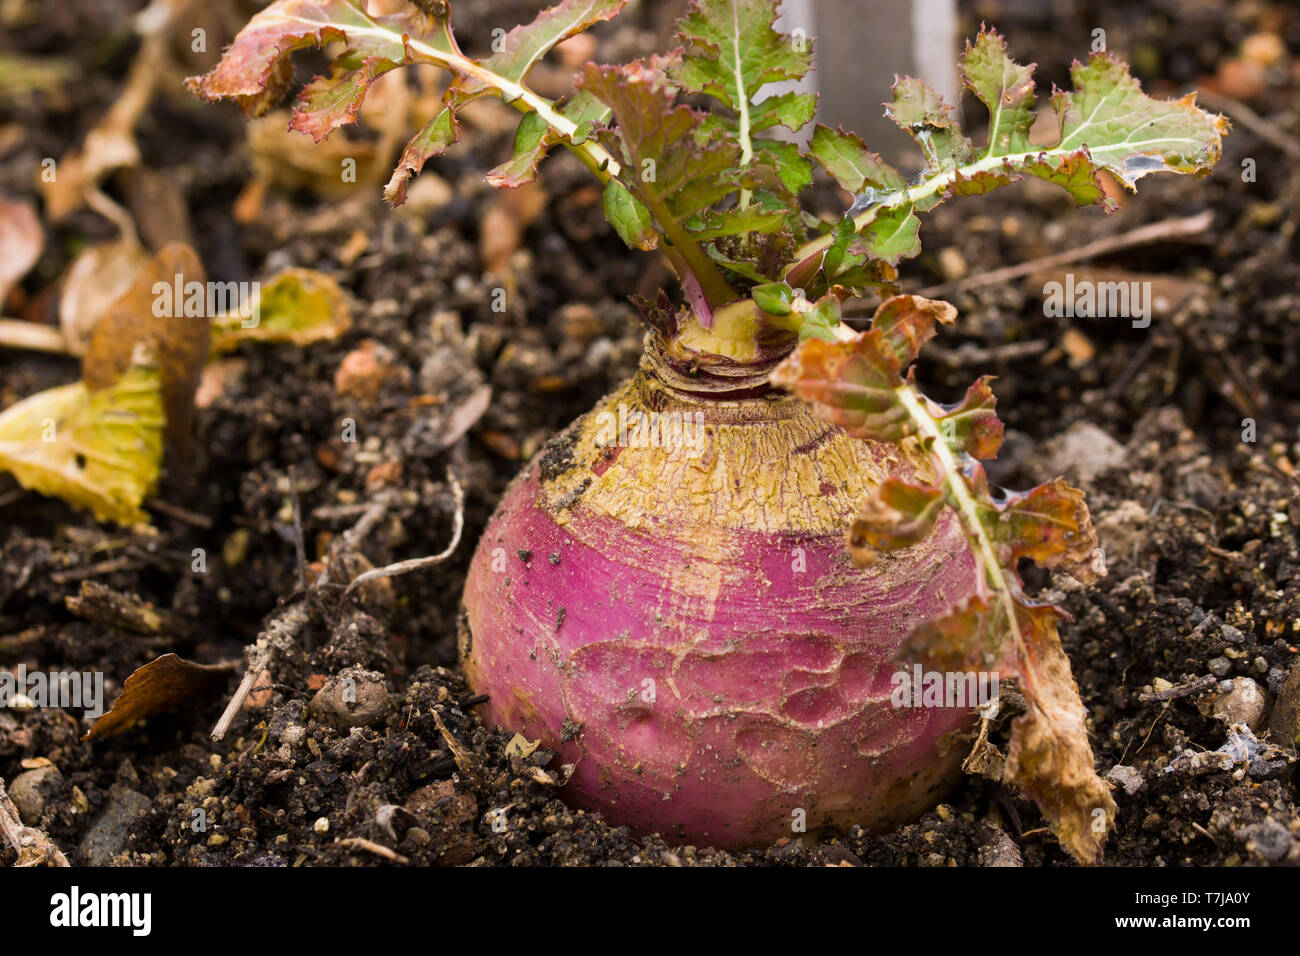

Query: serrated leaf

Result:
[210,268,351,354]
[870,294,956,367]
[1050,53,1228,188]
[928,375,1004,459]
[185,0,454,118]
[809,125,906,194]
[705,246,774,284]
[753,139,813,195]
[974,473,1101,582]
[290,53,398,143]
[580,58,740,305]
[670,0,812,113]
[897,591,1116,864]
[487,111,552,188]
[853,203,921,265]
[961,28,1036,157]
[770,295,956,439]
[769,326,912,441]
[473,0,627,92]
[0,357,163,525]
[787,33,1227,291]
[886,77,975,172]
[602,180,656,250]
[848,479,946,562]
[686,204,785,241]
[385,107,459,206]
[795,294,842,343]
[750,90,817,133]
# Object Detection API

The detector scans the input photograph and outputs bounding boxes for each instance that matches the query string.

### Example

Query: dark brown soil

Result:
[1,0,1298,866]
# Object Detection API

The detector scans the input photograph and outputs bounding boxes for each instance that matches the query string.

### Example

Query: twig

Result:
[0,778,70,867]
[145,497,213,529]
[1132,701,1170,759]
[49,556,135,584]
[921,340,1049,367]
[65,581,187,636]
[1196,89,1300,162]
[338,837,409,865]
[343,469,464,599]
[0,318,68,354]
[210,490,396,741]
[1139,674,1217,703]
[845,210,1215,312]
[210,601,311,741]
[0,626,50,658]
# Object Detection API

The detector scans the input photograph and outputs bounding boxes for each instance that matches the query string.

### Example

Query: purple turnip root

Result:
[462,354,978,847]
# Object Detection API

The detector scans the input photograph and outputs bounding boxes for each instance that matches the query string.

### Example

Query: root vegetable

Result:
[462,353,977,847]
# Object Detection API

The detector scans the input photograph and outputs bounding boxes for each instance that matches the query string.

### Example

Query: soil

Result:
[2,0,1298,867]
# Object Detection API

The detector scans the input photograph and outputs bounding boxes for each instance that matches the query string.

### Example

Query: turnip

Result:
[192,0,1228,861]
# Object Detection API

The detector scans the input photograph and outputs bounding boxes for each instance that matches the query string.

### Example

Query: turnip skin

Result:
[462,357,979,848]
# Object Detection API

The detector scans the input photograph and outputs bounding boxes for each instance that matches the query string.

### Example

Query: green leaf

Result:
[854,203,921,265]
[750,281,793,316]
[487,111,552,188]
[559,90,613,145]
[809,125,906,194]
[886,77,975,174]
[478,0,627,89]
[795,294,842,342]
[487,91,612,190]
[753,139,813,196]
[686,204,786,241]
[750,91,817,133]
[580,58,740,306]
[786,29,1228,291]
[961,29,1036,157]
[602,180,656,250]
[705,246,775,284]
[670,0,812,113]
[1051,53,1229,188]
